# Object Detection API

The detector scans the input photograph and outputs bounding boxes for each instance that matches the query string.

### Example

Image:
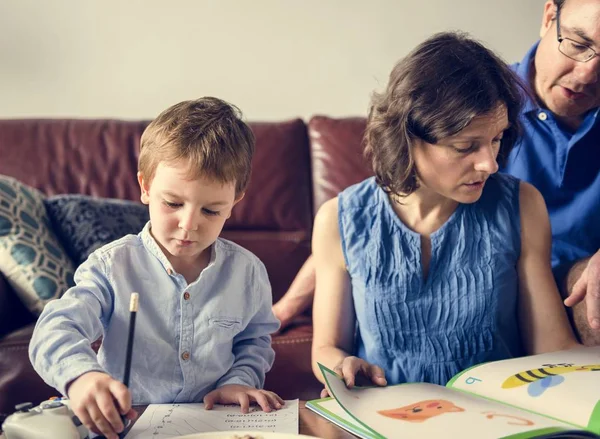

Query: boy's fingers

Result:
[263,391,282,409]
[96,391,125,433]
[273,393,285,406]
[320,387,329,398]
[87,403,117,439]
[74,407,95,434]
[126,408,138,420]
[238,393,250,414]
[109,380,132,415]
[203,393,215,410]
[253,392,272,412]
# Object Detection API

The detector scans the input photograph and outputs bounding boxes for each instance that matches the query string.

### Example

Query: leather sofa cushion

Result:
[308,116,371,212]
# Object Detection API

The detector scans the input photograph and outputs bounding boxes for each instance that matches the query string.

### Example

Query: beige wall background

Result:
[0,0,545,121]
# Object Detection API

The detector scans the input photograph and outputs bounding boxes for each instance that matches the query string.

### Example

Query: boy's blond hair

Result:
[139,97,255,197]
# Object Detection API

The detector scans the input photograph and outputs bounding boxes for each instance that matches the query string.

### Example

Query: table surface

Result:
[125,401,356,439]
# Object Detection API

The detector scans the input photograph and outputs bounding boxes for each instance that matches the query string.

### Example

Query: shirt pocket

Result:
[208,316,242,336]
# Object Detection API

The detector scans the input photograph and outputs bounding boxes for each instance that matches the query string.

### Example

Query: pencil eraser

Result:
[130,293,139,312]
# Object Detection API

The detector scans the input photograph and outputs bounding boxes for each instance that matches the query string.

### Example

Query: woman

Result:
[311,32,579,392]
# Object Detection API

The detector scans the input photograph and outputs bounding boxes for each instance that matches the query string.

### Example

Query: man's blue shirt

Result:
[503,42,600,281]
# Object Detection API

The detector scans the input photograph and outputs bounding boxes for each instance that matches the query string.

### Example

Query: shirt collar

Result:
[514,41,539,115]
[139,221,218,277]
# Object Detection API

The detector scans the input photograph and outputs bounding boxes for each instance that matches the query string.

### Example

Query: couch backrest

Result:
[0,119,313,303]
[307,116,372,213]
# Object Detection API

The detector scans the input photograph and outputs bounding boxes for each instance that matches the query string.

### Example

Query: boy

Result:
[29,97,283,439]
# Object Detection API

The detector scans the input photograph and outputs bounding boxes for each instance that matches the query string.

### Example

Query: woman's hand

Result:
[320,356,387,397]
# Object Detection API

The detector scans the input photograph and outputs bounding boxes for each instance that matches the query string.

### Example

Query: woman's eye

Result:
[453,144,476,154]
[203,208,220,216]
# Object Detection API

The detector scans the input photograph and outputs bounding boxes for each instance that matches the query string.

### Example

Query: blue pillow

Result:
[0,176,75,315]
[44,195,149,265]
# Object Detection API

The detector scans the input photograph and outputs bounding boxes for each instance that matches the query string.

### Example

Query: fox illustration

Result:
[377,399,465,423]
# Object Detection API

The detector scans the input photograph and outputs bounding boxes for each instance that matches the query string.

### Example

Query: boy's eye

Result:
[164,201,182,209]
[203,208,220,216]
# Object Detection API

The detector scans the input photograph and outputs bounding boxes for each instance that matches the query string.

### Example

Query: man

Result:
[274,0,600,346]
[503,0,600,345]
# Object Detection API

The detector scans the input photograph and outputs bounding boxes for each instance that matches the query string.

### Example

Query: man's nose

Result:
[574,56,600,85]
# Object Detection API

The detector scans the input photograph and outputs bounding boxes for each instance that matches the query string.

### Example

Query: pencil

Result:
[120,292,139,439]
[123,292,139,387]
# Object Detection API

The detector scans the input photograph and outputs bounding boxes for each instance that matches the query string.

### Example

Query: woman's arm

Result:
[517,181,580,354]
[310,197,356,384]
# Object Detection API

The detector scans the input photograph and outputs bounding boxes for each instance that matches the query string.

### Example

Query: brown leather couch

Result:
[0,116,370,418]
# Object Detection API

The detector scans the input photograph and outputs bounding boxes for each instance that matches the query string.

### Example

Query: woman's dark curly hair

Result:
[364,31,526,197]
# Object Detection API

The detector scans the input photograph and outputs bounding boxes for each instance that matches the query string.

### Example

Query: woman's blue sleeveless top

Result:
[338,173,524,385]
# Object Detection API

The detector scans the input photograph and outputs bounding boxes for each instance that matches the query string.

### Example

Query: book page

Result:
[448,346,600,430]
[306,398,379,439]
[320,365,574,439]
[124,399,298,438]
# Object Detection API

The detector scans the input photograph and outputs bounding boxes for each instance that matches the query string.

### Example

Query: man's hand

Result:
[203,384,284,413]
[564,249,600,329]
[67,371,137,439]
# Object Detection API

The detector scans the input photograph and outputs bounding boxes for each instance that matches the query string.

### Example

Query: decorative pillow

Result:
[44,195,149,265]
[0,176,75,315]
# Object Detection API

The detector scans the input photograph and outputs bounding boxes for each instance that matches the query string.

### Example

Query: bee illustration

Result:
[502,363,600,396]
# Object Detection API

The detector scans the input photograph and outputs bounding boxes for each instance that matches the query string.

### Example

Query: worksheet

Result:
[124,400,299,438]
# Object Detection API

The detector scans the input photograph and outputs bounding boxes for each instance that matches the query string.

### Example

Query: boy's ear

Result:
[226,192,245,219]
[234,192,245,205]
[138,171,150,205]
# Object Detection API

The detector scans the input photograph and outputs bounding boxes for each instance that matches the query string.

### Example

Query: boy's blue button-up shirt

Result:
[29,222,279,404]
[503,42,600,281]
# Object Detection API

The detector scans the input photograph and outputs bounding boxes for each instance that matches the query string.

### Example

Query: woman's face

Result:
[412,103,509,204]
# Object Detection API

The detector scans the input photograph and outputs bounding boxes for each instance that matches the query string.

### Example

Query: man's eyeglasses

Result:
[556,7,598,63]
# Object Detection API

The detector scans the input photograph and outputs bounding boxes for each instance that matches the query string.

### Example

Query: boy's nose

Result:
[178,212,199,231]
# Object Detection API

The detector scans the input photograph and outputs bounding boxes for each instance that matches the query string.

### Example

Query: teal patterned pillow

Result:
[0,175,75,315]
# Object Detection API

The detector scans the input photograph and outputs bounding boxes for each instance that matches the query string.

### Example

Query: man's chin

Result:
[551,92,597,119]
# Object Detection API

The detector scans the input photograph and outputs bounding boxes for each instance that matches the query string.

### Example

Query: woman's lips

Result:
[463,181,484,191]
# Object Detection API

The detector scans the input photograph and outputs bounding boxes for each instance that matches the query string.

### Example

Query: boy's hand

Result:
[67,371,137,439]
[203,384,284,413]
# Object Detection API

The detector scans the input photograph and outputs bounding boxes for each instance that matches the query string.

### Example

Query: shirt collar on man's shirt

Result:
[513,41,540,116]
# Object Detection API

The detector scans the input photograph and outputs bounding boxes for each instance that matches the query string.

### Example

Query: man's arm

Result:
[272,255,315,331]
[562,250,600,346]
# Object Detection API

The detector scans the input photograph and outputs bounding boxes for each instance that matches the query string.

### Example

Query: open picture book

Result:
[306,346,600,439]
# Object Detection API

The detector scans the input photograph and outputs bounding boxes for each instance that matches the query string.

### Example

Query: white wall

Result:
[0,0,544,121]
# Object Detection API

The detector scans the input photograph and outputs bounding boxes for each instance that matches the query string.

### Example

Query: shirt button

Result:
[181,351,190,361]
[183,292,190,300]
[166,268,173,275]
[538,112,548,121]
